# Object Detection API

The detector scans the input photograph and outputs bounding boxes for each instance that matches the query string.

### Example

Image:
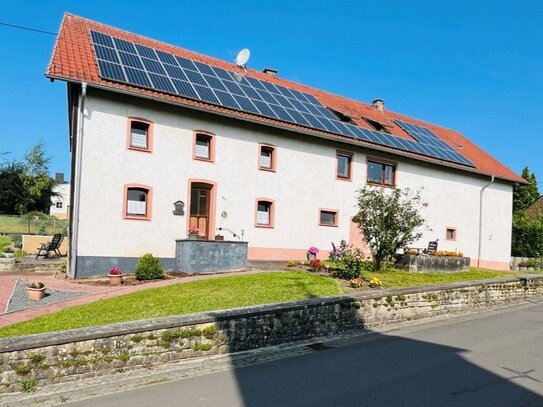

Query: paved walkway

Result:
[0,270,272,329]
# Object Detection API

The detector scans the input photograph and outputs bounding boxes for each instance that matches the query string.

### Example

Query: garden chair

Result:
[423,239,439,255]
[36,233,63,259]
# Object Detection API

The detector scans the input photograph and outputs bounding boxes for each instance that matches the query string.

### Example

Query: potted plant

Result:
[108,267,123,286]
[307,246,319,261]
[27,281,46,301]
[188,226,200,240]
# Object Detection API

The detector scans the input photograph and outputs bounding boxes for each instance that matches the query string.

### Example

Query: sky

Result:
[1,1,542,184]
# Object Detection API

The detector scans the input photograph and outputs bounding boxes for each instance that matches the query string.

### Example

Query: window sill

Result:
[259,167,276,173]
[193,157,214,163]
[366,181,395,188]
[124,215,151,221]
[336,176,351,182]
[128,147,152,153]
[255,224,274,229]
[319,223,339,227]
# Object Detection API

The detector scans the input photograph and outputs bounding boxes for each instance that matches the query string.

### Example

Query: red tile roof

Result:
[47,14,524,184]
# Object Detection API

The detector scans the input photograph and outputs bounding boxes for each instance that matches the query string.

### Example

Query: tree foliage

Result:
[511,212,543,257]
[353,187,427,271]
[0,142,56,215]
[513,167,539,212]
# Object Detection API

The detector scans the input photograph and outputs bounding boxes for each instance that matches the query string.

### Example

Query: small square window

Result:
[446,228,456,241]
[256,200,274,227]
[128,119,152,152]
[259,145,275,171]
[337,152,352,180]
[124,186,152,220]
[194,132,214,162]
[319,210,338,226]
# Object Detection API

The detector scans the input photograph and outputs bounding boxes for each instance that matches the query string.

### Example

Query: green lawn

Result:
[0,272,340,338]
[366,268,525,289]
[0,236,11,251]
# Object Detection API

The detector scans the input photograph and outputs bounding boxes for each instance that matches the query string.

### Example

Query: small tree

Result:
[513,167,539,213]
[135,253,164,280]
[353,187,427,271]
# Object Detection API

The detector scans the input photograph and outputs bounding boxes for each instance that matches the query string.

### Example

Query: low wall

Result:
[396,254,470,273]
[0,276,542,393]
[21,235,69,256]
[175,239,248,273]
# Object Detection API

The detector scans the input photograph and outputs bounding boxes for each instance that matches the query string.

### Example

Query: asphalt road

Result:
[68,301,543,407]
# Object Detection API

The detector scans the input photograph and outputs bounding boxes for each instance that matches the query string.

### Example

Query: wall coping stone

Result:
[1,275,541,353]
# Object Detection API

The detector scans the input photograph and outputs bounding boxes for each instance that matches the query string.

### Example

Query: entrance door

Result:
[190,183,212,239]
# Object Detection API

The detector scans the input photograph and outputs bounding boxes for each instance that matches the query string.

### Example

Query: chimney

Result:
[262,68,278,77]
[372,98,385,112]
[55,172,65,184]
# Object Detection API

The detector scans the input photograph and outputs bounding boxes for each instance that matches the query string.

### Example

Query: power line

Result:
[0,21,56,36]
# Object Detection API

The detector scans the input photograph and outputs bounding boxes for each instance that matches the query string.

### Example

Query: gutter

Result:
[69,82,87,279]
[477,175,495,268]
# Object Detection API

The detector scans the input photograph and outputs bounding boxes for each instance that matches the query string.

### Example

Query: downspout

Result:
[477,175,495,268]
[69,82,87,279]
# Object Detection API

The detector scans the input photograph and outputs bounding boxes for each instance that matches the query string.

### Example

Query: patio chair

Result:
[424,239,439,255]
[36,234,63,259]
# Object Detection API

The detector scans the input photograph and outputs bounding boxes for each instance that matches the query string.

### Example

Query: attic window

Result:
[329,109,355,124]
[365,118,390,134]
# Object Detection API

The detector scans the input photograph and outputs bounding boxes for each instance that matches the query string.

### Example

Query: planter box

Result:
[175,239,248,273]
[396,254,470,273]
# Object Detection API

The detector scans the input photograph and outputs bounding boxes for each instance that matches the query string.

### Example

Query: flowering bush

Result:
[309,259,324,272]
[109,267,123,275]
[307,246,319,255]
[368,276,382,288]
[188,226,200,235]
[433,251,463,257]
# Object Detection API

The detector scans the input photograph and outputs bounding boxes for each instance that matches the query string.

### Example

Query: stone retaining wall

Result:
[1,276,542,394]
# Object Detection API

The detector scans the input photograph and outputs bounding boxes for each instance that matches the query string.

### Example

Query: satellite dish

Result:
[235,48,250,68]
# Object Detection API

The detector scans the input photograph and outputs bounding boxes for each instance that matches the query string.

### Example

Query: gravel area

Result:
[6,279,87,313]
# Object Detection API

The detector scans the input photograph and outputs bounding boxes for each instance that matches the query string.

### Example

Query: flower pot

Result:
[307,252,316,261]
[188,234,199,240]
[27,287,46,301]
[108,274,123,286]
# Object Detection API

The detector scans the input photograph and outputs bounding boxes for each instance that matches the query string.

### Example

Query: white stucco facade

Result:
[74,89,513,272]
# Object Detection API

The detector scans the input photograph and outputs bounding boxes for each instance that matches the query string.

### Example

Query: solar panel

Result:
[89,30,475,168]
[393,119,475,167]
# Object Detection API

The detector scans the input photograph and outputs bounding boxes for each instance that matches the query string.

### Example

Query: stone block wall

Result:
[0,276,542,393]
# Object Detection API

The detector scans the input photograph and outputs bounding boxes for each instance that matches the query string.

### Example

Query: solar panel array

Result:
[392,120,474,167]
[89,30,474,168]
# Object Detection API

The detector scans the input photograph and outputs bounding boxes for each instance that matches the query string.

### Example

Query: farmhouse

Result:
[47,14,523,278]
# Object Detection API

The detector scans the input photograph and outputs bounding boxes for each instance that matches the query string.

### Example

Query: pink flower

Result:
[308,246,320,255]
[109,267,123,275]
[188,226,200,235]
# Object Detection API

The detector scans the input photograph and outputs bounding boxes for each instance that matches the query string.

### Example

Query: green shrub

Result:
[527,259,537,268]
[15,250,26,258]
[135,253,164,280]
[202,326,217,339]
[193,342,213,351]
[28,352,46,364]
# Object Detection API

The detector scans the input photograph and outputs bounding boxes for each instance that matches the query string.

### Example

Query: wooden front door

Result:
[190,183,212,239]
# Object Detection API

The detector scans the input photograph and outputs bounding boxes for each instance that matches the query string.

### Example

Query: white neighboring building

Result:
[50,173,70,220]
[47,15,524,277]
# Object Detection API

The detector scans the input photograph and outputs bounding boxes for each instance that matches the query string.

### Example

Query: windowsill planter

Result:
[188,234,199,240]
